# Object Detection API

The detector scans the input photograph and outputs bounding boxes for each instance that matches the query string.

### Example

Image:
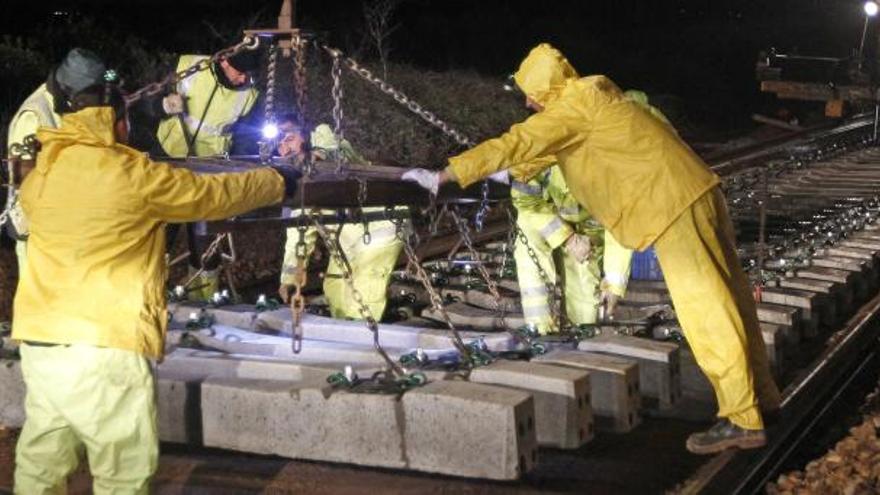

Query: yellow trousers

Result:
[15,343,158,494]
[283,216,404,321]
[323,221,403,320]
[513,212,601,334]
[654,188,781,430]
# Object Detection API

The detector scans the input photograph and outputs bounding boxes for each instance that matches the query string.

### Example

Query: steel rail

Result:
[679,275,880,494]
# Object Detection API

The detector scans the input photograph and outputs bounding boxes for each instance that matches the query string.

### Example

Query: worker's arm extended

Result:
[444,102,586,188]
[137,156,286,222]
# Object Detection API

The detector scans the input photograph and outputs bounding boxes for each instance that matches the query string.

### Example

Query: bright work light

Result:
[261,122,279,140]
[866,1,879,16]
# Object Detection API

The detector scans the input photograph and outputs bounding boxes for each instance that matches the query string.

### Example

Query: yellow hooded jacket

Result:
[447,44,719,250]
[13,107,284,359]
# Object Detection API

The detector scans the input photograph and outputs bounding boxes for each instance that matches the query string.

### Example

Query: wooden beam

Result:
[761,80,876,102]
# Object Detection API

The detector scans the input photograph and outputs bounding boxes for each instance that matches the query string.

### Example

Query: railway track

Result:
[4,117,880,494]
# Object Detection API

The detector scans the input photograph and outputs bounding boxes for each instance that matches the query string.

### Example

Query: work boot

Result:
[686,419,766,455]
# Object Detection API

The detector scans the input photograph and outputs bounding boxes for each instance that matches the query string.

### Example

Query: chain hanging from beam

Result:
[385,207,479,365]
[125,36,261,105]
[309,210,405,376]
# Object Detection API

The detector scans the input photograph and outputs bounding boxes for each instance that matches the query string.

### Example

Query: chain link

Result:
[310,210,404,376]
[125,35,260,105]
[447,206,533,346]
[474,180,491,231]
[293,36,308,121]
[356,178,371,245]
[329,48,345,139]
[506,207,566,331]
[320,44,474,148]
[265,42,278,125]
[386,207,474,361]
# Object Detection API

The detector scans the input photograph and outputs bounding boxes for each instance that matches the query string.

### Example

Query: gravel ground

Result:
[767,388,880,495]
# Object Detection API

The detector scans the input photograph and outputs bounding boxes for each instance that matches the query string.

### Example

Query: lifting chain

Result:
[293,36,308,125]
[328,47,345,139]
[506,207,567,332]
[474,180,491,232]
[317,43,493,228]
[310,210,405,376]
[450,206,534,347]
[357,178,371,245]
[265,42,278,126]
[319,44,474,148]
[385,207,476,363]
[290,178,309,354]
[125,35,261,105]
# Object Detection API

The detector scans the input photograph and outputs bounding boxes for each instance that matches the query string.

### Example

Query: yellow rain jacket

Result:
[13,107,284,359]
[448,44,719,251]
[450,44,779,430]
[156,55,259,157]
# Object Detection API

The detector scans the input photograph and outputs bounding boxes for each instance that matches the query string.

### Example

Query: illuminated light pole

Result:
[859,1,878,70]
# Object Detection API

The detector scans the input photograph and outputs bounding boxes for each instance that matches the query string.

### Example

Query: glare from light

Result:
[865,1,878,17]
[262,122,279,140]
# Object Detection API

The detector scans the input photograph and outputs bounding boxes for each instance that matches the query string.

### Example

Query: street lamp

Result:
[860,1,879,69]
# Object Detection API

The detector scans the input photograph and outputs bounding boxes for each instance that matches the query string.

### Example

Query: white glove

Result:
[402,168,441,195]
[564,233,592,263]
[487,170,510,184]
[162,93,185,115]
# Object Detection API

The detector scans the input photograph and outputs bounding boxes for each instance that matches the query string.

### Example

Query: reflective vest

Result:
[156,55,258,157]
[5,84,61,241]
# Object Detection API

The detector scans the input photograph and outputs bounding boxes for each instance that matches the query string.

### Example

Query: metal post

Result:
[874,103,880,143]
[860,15,871,70]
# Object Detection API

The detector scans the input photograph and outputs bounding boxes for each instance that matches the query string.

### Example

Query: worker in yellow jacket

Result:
[4,48,107,268]
[12,82,295,493]
[151,46,261,301]
[403,43,780,455]
[277,116,404,320]
[511,164,632,334]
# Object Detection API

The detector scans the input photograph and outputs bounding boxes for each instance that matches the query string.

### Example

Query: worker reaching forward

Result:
[12,80,296,493]
[151,43,261,301]
[403,43,781,454]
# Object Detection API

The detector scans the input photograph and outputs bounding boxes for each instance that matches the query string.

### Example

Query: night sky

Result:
[1,0,874,131]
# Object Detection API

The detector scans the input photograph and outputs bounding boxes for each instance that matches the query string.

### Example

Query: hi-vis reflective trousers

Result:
[15,343,158,494]
[322,221,403,320]
[654,188,781,430]
[282,215,403,320]
[513,210,601,334]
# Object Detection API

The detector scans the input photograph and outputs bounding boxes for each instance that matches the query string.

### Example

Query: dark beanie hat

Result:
[52,48,107,96]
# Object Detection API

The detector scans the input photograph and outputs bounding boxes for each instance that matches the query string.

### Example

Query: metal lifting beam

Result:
[167,157,509,215]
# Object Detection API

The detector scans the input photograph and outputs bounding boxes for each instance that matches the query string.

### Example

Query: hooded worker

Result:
[12,77,297,492]
[403,43,781,455]
[151,43,262,301]
[276,117,405,320]
[5,48,107,267]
